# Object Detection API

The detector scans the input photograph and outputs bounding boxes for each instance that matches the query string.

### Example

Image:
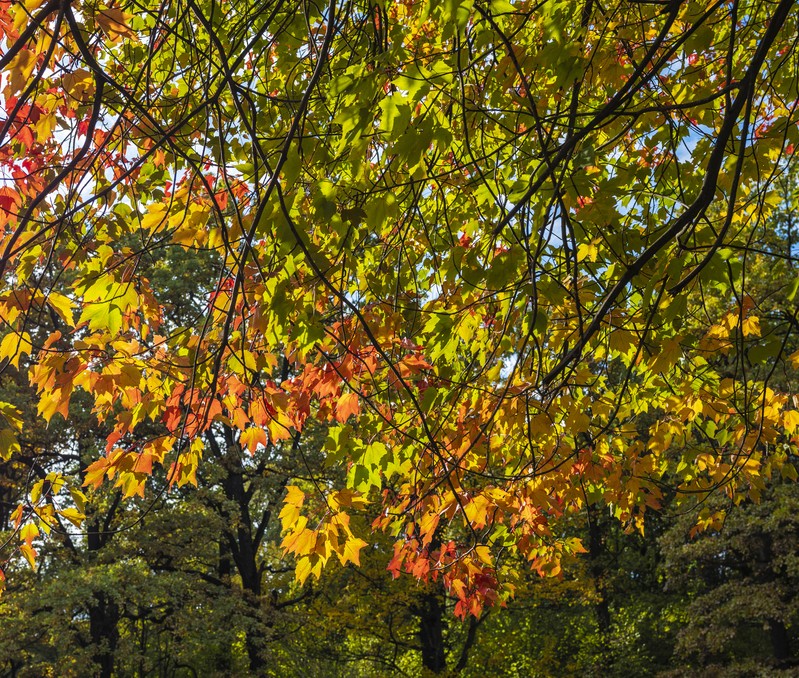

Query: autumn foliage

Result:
[1,0,799,621]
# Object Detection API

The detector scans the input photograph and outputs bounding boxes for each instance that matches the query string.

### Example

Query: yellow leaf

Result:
[295,556,313,585]
[239,426,267,454]
[140,203,168,231]
[47,292,74,325]
[0,428,20,461]
[576,240,598,262]
[70,488,87,513]
[284,485,305,507]
[741,315,761,338]
[10,505,23,528]
[83,457,110,489]
[19,522,38,545]
[781,463,798,481]
[331,488,369,510]
[340,537,368,566]
[58,507,85,527]
[419,512,440,547]
[7,50,37,94]
[19,543,37,569]
[61,68,95,102]
[37,386,70,423]
[45,472,65,495]
[784,410,799,433]
[30,480,44,505]
[474,545,493,566]
[279,502,301,530]
[0,331,32,368]
[0,401,22,429]
[464,495,491,530]
[281,516,313,557]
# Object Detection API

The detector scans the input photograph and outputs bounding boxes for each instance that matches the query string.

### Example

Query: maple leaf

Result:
[239,426,267,454]
[7,49,36,93]
[742,315,761,337]
[94,7,137,42]
[19,543,37,569]
[340,537,368,567]
[19,522,38,545]
[57,507,85,528]
[0,331,32,369]
[334,392,360,423]
[282,525,316,557]
[2,0,799,624]
[83,458,110,489]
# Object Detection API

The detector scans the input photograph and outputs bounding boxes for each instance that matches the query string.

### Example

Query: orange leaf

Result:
[335,392,360,423]
[133,451,153,475]
[239,426,267,454]
[95,8,137,42]
[83,457,109,489]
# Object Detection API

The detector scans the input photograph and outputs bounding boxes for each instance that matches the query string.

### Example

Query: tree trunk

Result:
[418,590,446,673]
[89,591,119,678]
[85,513,119,678]
[219,434,266,674]
[770,618,791,664]
[587,504,611,634]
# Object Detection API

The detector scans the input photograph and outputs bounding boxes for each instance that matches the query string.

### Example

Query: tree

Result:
[659,481,799,675]
[1,0,799,617]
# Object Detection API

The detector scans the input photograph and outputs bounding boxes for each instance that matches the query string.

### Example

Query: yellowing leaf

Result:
[7,49,37,94]
[79,302,123,336]
[95,7,137,42]
[0,428,20,461]
[19,543,37,569]
[741,315,761,337]
[340,536,368,566]
[474,545,493,566]
[577,241,598,262]
[70,488,87,514]
[0,331,32,368]
[47,292,75,325]
[58,507,85,527]
[284,485,305,507]
[331,488,369,510]
[19,522,38,545]
[239,426,267,454]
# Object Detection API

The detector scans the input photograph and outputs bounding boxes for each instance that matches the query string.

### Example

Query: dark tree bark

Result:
[417,590,446,673]
[85,489,121,678]
[587,503,611,634]
[770,618,791,664]
[88,590,119,678]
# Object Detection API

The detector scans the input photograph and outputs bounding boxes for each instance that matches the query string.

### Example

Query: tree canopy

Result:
[1,0,798,629]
